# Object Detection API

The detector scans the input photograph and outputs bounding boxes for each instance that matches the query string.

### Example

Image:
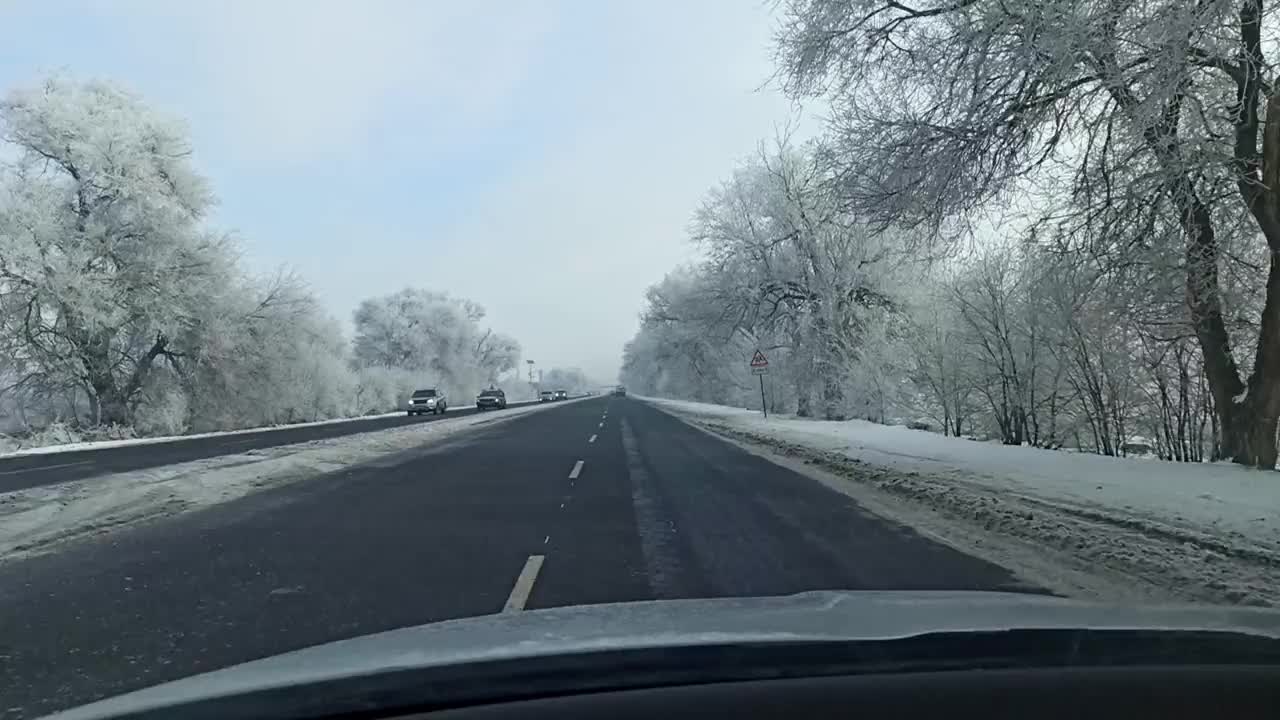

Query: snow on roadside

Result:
[0,411,406,458]
[0,401,572,564]
[643,396,1280,607]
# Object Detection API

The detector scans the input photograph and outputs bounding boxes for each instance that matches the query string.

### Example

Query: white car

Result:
[407,388,447,416]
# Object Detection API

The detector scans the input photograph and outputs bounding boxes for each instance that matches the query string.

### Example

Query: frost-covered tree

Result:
[540,367,591,393]
[0,75,235,427]
[623,141,918,420]
[906,271,979,437]
[774,0,1280,466]
[351,288,520,399]
[0,74,533,445]
[622,270,733,402]
[174,273,361,431]
[688,142,911,419]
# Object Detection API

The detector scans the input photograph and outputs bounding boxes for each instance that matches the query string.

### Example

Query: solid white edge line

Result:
[568,460,584,479]
[503,554,545,613]
[588,434,597,443]
[0,460,92,476]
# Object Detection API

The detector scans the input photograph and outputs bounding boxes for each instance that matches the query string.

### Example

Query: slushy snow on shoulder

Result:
[645,397,1280,607]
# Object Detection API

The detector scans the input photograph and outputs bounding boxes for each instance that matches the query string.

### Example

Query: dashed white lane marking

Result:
[589,434,597,443]
[568,460,584,479]
[0,460,92,476]
[503,555,545,613]
[598,422,604,428]
[544,535,550,544]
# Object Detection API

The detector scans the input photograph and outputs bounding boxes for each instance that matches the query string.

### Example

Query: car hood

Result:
[43,590,1280,720]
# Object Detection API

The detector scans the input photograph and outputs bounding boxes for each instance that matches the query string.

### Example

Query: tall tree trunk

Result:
[796,392,812,417]
[86,366,130,426]
[813,314,846,421]
[1120,36,1280,466]
[86,386,101,427]
[1219,89,1280,467]
[73,320,132,426]
[1219,254,1280,467]
[821,373,845,420]
[1168,167,1262,464]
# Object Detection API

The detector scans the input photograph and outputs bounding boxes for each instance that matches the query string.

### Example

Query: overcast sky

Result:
[0,1,813,383]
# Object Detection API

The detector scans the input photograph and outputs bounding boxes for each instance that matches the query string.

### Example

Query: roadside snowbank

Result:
[644,397,1280,606]
[0,402,564,564]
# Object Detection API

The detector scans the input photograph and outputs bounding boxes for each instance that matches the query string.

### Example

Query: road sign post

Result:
[749,350,769,418]
[758,374,767,419]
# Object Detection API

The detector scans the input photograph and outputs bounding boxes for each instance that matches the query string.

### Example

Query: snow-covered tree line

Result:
[0,75,518,443]
[621,142,917,423]
[626,0,1280,466]
[909,240,1223,461]
[771,0,1280,467]
[622,142,1225,460]
[539,367,591,393]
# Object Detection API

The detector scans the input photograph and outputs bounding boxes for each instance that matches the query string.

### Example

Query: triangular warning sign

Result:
[750,349,769,368]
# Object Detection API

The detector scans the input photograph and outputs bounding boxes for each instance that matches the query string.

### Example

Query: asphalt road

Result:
[0,397,1039,718]
[0,401,539,493]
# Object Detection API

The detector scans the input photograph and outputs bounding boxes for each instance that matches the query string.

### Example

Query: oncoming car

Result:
[476,388,507,410]
[407,388,447,416]
[554,389,568,400]
[538,390,554,402]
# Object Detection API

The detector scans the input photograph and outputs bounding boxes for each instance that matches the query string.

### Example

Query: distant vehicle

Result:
[476,388,507,410]
[407,388,447,416]
[554,389,568,400]
[613,385,627,397]
[539,390,555,402]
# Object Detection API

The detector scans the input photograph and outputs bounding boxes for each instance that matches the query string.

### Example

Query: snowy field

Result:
[644,397,1280,607]
[0,401,575,564]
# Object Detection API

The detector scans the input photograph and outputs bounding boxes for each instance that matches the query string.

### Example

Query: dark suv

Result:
[476,388,507,410]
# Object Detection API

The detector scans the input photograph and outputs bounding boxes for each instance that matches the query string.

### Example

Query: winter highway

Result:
[0,396,1042,718]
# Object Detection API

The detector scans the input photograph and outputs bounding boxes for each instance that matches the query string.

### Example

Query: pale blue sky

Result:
[0,0,812,381]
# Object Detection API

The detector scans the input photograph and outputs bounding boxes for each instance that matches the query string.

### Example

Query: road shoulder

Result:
[639,401,1195,605]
